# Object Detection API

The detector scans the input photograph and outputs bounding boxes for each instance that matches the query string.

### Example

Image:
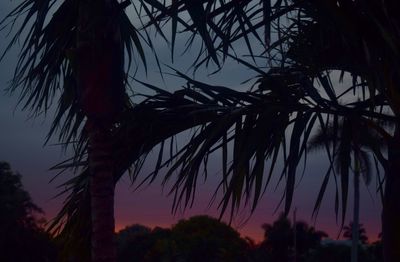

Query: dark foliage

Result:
[170,215,250,261]
[0,162,57,262]
[258,214,327,262]
[116,215,250,261]
[343,222,369,245]
[115,214,383,262]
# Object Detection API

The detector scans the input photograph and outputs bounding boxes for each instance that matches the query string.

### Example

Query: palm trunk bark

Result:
[351,153,360,262]
[350,121,361,262]
[383,125,400,262]
[88,126,116,262]
[77,0,124,261]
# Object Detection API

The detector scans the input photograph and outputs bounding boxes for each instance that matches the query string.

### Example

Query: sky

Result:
[0,1,383,243]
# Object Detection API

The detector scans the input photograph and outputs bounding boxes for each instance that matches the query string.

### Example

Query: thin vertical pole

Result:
[293,207,297,262]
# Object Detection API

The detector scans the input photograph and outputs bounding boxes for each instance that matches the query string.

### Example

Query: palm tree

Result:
[138,2,400,261]
[52,7,395,260]
[131,1,398,260]
[1,0,145,261]
[139,0,400,261]
[2,1,399,261]
[281,3,400,260]
[137,2,399,260]
[48,67,357,260]
[48,67,394,262]
[308,117,384,262]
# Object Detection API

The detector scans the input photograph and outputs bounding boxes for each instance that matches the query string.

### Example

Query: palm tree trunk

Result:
[383,125,400,262]
[88,125,116,262]
[352,152,360,262]
[77,1,124,261]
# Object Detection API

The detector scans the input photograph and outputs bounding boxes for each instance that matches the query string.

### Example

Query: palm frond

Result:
[50,65,393,257]
[1,0,148,150]
[359,150,372,186]
[49,69,319,250]
[138,0,299,66]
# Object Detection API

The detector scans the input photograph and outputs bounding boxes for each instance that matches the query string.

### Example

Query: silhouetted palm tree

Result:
[3,1,399,261]
[135,3,400,261]
[50,2,394,259]
[280,2,400,261]
[309,117,385,262]
[1,0,145,261]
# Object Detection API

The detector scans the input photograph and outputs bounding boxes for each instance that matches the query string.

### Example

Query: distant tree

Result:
[261,214,293,261]
[117,224,151,244]
[142,227,177,262]
[116,216,250,261]
[116,224,172,262]
[170,215,250,262]
[0,161,57,262]
[0,162,42,228]
[367,237,383,262]
[295,221,328,260]
[116,224,151,261]
[260,214,327,262]
[343,222,369,245]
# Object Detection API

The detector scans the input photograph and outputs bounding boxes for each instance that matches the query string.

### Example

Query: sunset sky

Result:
[0,1,382,243]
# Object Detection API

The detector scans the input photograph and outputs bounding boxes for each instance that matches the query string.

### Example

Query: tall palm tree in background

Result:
[308,117,385,262]
[2,1,400,262]
[282,3,400,260]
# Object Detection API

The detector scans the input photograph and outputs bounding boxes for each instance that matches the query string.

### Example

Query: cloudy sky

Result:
[0,1,382,242]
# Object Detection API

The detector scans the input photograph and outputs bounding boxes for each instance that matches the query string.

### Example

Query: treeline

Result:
[0,162,57,261]
[1,162,382,261]
[115,215,382,262]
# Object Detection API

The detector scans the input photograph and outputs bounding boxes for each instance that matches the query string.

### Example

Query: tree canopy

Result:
[0,162,57,262]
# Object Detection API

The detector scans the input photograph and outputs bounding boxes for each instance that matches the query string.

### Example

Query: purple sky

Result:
[0,90,382,242]
[0,1,382,243]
